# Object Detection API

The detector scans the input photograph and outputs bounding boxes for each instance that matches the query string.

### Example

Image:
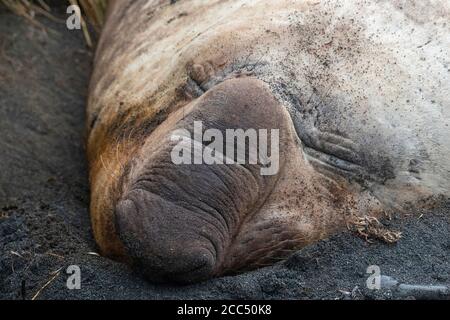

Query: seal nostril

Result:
[139,245,216,284]
[166,248,216,283]
[115,191,217,283]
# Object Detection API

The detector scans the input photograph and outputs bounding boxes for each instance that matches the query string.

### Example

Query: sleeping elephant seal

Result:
[86,0,450,283]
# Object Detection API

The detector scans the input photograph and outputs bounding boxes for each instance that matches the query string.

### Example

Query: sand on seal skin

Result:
[0,4,448,300]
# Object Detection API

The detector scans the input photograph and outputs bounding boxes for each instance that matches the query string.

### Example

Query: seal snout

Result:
[115,190,218,283]
[111,78,293,282]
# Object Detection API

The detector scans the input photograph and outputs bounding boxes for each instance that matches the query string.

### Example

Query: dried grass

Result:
[1,0,108,46]
[347,214,402,244]
[77,0,107,32]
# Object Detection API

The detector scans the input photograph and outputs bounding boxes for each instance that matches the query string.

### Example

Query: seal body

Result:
[87,0,450,282]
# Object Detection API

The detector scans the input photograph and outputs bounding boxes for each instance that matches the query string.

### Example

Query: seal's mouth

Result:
[113,77,292,283]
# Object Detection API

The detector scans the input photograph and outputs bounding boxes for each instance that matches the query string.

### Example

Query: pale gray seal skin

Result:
[86,0,450,283]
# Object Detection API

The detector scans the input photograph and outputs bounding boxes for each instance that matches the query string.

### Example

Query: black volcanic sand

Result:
[0,6,449,300]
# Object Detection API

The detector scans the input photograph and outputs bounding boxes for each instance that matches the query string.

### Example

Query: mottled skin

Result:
[87,0,450,282]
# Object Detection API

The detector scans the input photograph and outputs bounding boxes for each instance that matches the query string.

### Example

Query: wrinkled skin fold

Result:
[86,0,450,283]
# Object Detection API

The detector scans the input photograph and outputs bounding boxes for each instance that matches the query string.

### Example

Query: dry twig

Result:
[31,267,63,300]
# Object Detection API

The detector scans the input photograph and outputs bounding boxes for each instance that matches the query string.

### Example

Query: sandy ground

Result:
[0,5,449,300]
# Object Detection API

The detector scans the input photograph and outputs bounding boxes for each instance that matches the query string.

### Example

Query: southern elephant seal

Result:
[86,0,450,282]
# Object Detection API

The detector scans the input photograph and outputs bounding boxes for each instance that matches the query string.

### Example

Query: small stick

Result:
[46,252,65,259]
[36,0,50,12]
[31,267,62,301]
[381,275,450,300]
[68,0,93,47]
[10,251,24,258]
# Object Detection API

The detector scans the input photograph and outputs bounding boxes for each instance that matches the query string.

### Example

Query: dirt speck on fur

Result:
[0,5,449,300]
